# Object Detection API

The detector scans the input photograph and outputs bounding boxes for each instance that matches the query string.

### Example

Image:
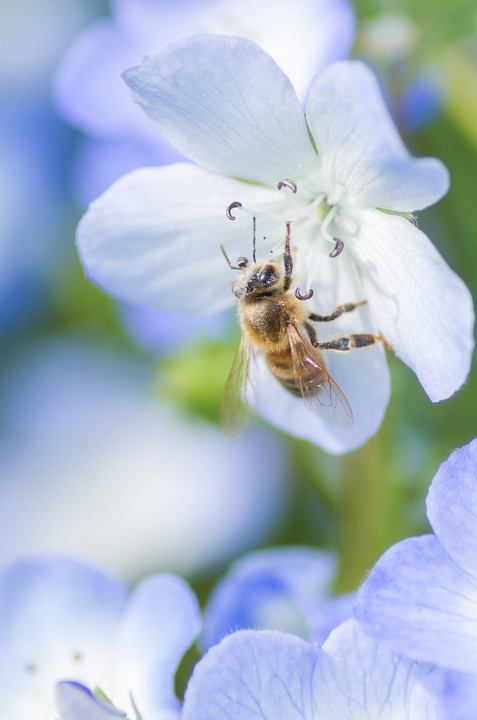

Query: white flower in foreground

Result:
[77,35,474,453]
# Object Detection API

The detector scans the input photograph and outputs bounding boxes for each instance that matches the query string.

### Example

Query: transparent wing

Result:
[287,322,354,427]
[220,334,254,438]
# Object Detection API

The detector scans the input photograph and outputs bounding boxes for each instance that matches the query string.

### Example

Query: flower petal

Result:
[306,60,449,211]
[121,35,318,185]
[353,210,474,402]
[77,163,285,313]
[200,547,337,650]
[426,439,477,577]
[355,535,477,672]
[0,557,128,718]
[116,574,200,719]
[436,670,477,720]
[182,630,317,720]
[315,619,438,719]
[117,0,355,105]
[55,681,129,720]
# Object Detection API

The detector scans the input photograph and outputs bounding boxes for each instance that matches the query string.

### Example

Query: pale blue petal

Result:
[0,557,128,716]
[77,163,284,314]
[426,439,477,577]
[122,35,318,185]
[436,670,477,720]
[0,557,127,652]
[117,574,200,719]
[55,682,129,720]
[182,630,317,720]
[355,535,477,672]
[315,619,438,719]
[353,209,474,402]
[311,593,355,645]
[306,60,449,211]
[201,547,337,650]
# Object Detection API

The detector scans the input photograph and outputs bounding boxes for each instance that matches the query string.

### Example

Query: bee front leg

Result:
[308,300,367,323]
[314,334,391,352]
[283,221,293,291]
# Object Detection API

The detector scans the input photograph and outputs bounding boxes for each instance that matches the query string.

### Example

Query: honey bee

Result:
[220,212,388,437]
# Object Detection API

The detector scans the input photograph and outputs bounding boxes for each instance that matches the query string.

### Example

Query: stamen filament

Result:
[320,205,338,243]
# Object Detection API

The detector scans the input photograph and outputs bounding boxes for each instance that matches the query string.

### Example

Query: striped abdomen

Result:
[265,349,327,398]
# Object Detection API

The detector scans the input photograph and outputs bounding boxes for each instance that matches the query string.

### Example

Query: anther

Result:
[277,179,297,193]
[329,237,344,258]
[226,201,242,220]
[295,287,314,301]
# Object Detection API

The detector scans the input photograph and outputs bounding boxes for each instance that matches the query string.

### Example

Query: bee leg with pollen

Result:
[283,220,294,291]
[313,334,391,352]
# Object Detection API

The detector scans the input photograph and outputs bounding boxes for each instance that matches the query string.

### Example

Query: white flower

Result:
[77,35,474,453]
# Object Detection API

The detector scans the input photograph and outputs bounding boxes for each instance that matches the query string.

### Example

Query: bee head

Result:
[232,261,282,300]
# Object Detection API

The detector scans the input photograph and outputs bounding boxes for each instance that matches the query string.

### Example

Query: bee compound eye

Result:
[237,257,249,268]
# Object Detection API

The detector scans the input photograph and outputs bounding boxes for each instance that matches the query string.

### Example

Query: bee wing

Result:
[220,334,255,438]
[287,322,354,427]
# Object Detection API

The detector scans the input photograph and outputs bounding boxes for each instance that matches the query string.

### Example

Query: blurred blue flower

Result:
[356,438,477,674]
[0,556,199,720]
[77,35,473,452]
[0,0,98,331]
[0,338,289,578]
[118,303,233,354]
[54,0,355,203]
[182,619,443,719]
[200,546,354,651]
[398,70,444,132]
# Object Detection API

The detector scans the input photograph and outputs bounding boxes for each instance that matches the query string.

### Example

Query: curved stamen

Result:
[226,201,243,220]
[277,179,297,193]
[329,237,344,258]
[295,287,314,301]
[320,205,338,243]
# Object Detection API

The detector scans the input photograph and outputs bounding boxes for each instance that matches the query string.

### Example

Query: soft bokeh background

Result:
[0,0,476,609]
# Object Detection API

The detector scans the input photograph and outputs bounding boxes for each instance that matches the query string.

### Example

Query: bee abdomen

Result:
[266,351,326,398]
[266,352,302,397]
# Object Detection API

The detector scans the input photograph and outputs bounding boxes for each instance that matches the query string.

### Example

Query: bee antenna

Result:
[221,245,239,270]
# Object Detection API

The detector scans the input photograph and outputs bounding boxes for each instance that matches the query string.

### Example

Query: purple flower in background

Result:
[0,557,200,720]
[54,0,355,202]
[200,546,353,651]
[356,439,477,674]
[181,619,442,719]
[77,35,473,452]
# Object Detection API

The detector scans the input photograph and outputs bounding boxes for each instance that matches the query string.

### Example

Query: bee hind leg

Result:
[314,334,391,352]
